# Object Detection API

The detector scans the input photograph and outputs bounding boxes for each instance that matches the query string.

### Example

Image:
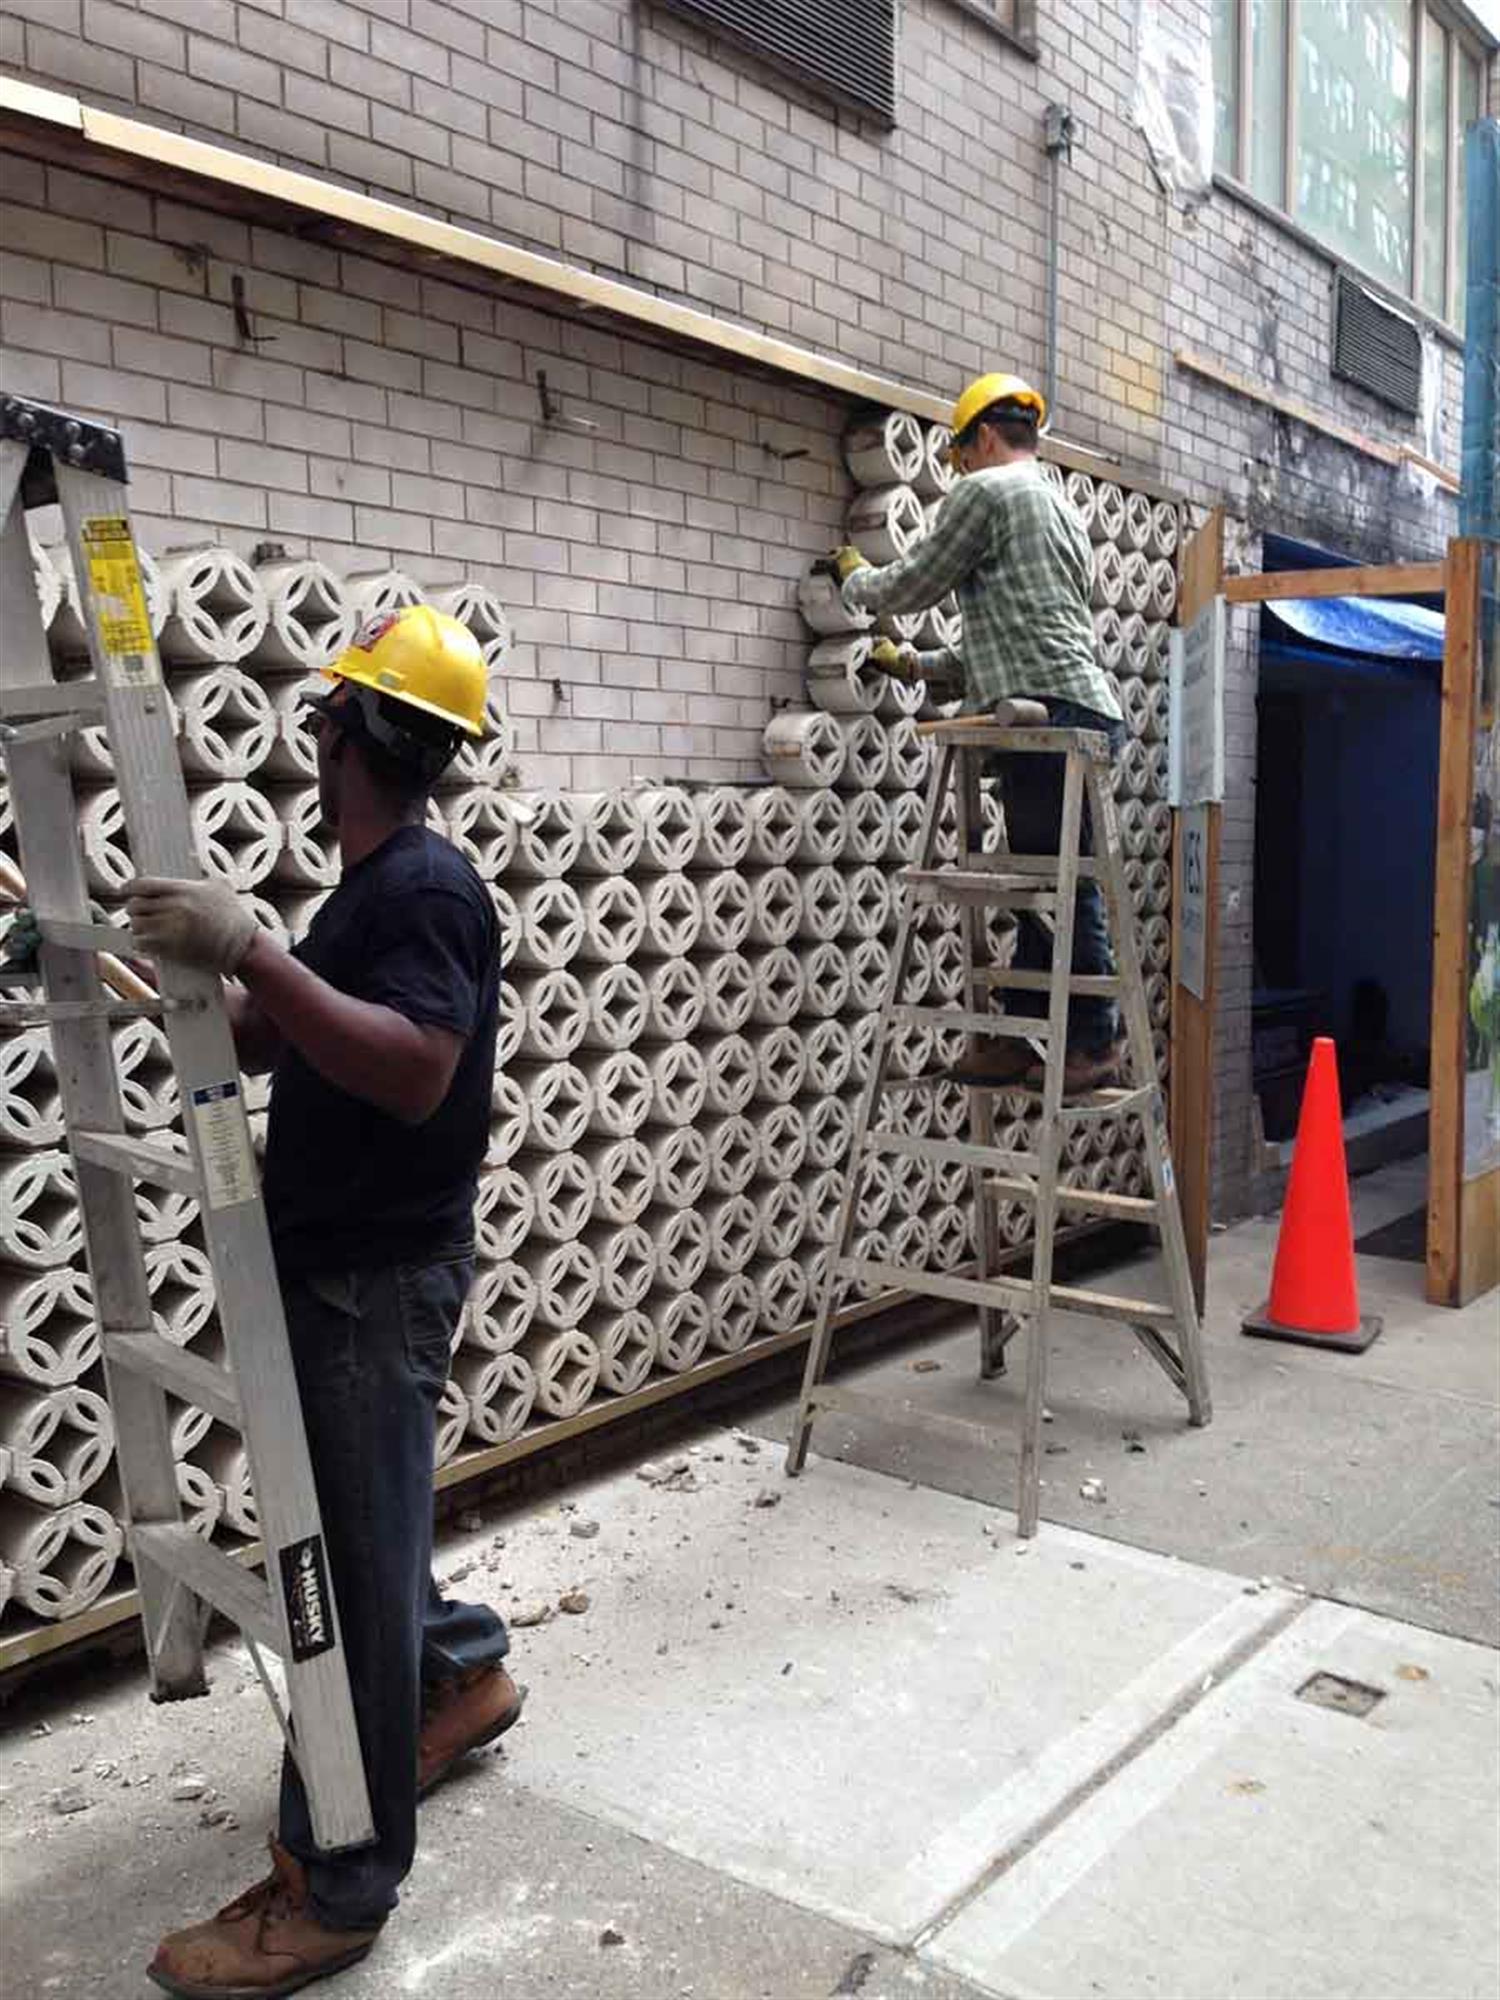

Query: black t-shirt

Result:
[263,826,499,1276]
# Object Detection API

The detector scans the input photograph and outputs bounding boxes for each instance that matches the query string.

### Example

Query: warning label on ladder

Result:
[190,1079,258,1209]
[80,516,157,687]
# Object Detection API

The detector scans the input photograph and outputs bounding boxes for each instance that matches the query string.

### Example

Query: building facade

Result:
[1,0,1495,1215]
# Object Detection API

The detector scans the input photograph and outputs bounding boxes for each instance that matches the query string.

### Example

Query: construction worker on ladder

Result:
[829,371,1128,1095]
[125,607,518,1999]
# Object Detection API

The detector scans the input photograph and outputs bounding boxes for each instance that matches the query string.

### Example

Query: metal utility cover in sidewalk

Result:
[507,1447,1297,1945]
[928,1600,1500,1999]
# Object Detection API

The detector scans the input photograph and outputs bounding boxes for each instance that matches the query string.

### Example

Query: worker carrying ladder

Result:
[0,393,372,1850]
[789,709,1211,1536]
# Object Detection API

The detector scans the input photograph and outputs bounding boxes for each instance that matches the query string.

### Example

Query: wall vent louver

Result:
[1331,272,1423,418]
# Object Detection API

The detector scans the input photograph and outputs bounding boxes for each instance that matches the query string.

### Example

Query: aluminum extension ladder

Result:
[0,394,371,1850]
[788,711,1211,1536]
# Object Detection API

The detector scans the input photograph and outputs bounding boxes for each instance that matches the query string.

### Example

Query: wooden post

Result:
[1170,509,1224,1311]
[1427,538,1482,1305]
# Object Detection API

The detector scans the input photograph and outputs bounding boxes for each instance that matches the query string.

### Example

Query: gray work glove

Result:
[125,876,258,976]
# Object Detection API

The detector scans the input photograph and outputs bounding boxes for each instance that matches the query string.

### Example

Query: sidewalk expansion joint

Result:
[910,1592,1311,1953]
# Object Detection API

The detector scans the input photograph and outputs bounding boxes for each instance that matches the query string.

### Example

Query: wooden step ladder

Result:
[0,393,372,1850]
[788,712,1211,1536]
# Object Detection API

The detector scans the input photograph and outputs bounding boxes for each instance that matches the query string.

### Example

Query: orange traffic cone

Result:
[1243,1037,1381,1352]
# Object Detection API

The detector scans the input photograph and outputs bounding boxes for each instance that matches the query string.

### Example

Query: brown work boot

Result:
[418,1663,525,1798]
[947,1037,1038,1088]
[1026,1043,1124,1097]
[148,1840,380,1999]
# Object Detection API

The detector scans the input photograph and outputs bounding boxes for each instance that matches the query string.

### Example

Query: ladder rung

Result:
[964,1081,1156,1120]
[0,679,104,722]
[107,1331,240,1429]
[867,1127,1039,1176]
[900,867,1059,910]
[808,1382,1014,1452]
[0,709,102,747]
[957,852,1101,880]
[984,1176,1159,1220]
[915,723,1113,757]
[129,1522,277,1651]
[0,997,165,1025]
[839,1257,1180,1331]
[73,1129,200,1195]
[1057,1085,1157,1123]
[1052,1283,1177,1326]
[841,1257,1037,1313]
[893,1005,1049,1041]
[976,969,1121,996]
[38,916,143,958]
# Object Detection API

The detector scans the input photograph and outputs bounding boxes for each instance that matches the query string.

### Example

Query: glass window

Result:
[1454,48,1483,326]
[1418,14,1448,317]
[1294,0,1414,289]
[1213,0,1241,175]
[1249,0,1288,205]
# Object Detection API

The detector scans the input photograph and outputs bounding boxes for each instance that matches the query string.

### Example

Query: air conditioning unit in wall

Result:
[1331,271,1423,418]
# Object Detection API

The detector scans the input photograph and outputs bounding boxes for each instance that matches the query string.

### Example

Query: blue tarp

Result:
[1264,594,1445,661]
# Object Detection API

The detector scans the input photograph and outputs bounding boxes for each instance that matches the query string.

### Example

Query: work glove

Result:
[869,638,921,682]
[812,545,869,585]
[125,876,258,977]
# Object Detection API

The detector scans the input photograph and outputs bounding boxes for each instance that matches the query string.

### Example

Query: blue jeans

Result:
[990,698,1126,1053]
[275,1256,509,1930]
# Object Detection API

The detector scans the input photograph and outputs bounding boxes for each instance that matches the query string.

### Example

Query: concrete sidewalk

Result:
[2,1175,1496,1999]
[762,1155,1500,1647]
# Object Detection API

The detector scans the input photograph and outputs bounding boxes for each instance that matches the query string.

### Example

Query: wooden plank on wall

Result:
[1426,538,1480,1306]
[1170,507,1224,1310]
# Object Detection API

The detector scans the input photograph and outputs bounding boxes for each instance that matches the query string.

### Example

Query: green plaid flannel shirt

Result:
[842,462,1121,721]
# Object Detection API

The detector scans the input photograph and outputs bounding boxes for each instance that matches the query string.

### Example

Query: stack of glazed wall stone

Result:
[0,414,1177,1635]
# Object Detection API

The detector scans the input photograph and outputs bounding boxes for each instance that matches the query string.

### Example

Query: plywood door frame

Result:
[1173,535,1460,1308]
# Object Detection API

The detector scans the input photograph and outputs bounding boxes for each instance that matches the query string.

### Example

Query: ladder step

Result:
[866,1127,1039,1176]
[899,867,1060,910]
[984,1176,1159,1220]
[72,1129,200,1195]
[842,1257,1037,1313]
[893,1004,1049,1041]
[1051,1283,1177,1326]
[839,1257,1180,1331]
[38,916,144,958]
[107,1331,240,1429]
[808,1382,1014,1453]
[130,1522,277,1652]
[956,852,1102,881]
[960,1080,1156,1120]
[0,997,165,1026]
[0,679,104,723]
[915,722,1113,757]
[976,969,1121,996]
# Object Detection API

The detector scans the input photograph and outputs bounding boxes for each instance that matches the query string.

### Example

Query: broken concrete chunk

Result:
[169,1775,207,1802]
[51,1788,91,1815]
[558,1589,591,1615]
[911,1358,942,1373]
[570,1519,601,1540]
[752,1488,782,1509]
[1079,1477,1107,1503]
[509,1602,555,1629]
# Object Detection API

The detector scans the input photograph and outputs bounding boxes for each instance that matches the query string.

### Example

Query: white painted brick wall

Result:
[2,0,1493,1218]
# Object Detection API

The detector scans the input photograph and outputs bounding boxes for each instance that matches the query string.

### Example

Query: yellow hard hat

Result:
[950,372,1048,447]
[324,604,486,738]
